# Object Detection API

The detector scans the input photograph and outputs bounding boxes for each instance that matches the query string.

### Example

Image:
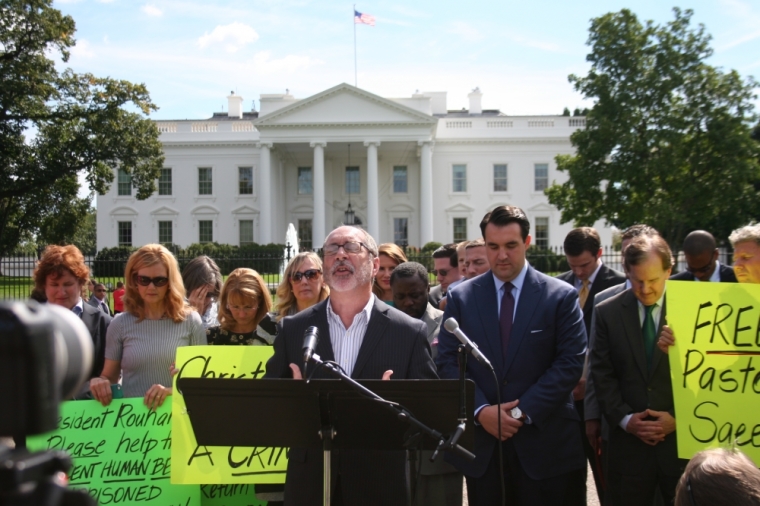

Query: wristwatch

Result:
[510,407,526,421]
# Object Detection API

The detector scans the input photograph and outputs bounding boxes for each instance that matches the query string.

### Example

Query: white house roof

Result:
[253,83,438,129]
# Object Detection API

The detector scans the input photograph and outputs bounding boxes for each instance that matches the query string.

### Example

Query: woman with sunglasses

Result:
[268,252,330,326]
[371,243,408,305]
[206,268,273,345]
[90,244,206,409]
[182,255,223,329]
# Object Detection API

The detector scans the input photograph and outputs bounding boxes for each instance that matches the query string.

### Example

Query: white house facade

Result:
[96,83,612,250]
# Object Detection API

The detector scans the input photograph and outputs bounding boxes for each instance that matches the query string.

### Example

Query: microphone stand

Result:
[306,352,476,506]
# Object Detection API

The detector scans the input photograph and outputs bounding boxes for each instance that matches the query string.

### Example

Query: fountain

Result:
[281,223,300,275]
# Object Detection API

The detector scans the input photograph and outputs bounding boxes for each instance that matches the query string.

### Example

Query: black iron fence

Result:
[0,246,736,301]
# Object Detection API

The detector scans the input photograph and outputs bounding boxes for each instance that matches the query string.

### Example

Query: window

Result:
[393,166,408,193]
[199,220,213,243]
[346,167,360,195]
[453,218,467,242]
[394,218,408,246]
[534,217,549,249]
[158,168,172,196]
[117,169,132,196]
[298,219,313,251]
[534,163,549,192]
[452,164,467,192]
[493,164,508,192]
[239,220,254,246]
[198,167,213,195]
[298,167,313,195]
[239,167,253,195]
[158,221,172,244]
[118,221,132,246]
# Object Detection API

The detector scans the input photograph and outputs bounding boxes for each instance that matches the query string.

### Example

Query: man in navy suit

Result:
[437,206,587,506]
[670,230,737,283]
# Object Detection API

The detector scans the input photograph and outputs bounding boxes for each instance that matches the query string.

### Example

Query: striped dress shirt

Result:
[326,294,375,377]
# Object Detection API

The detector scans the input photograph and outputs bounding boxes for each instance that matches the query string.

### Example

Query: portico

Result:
[253,83,437,247]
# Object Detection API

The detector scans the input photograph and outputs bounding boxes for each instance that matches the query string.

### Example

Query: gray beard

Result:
[325,259,372,292]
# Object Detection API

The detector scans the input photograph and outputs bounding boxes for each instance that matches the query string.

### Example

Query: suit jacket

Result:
[436,266,587,480]
[428,284,444,308]
[264,296,438,506]
[557,264,626,336]
[669,262,737,282]
[584,282,627,441]
[591,290,682,476]
[88,294,111,316]
[72,303,112,400]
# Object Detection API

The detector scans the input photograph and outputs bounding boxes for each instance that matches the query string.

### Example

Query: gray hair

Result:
[729,223,760,247]
[324,225,379,257]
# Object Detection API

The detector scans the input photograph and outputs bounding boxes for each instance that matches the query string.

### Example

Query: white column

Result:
[258,142,272,244]
[364,141,380,241]
[310,141,326,249]
[419,141,434,246]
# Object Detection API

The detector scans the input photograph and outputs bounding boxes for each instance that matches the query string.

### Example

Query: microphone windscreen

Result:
[444,318,459,332]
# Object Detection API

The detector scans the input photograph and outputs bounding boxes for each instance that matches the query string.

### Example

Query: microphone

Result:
[302,326,319,365]
[444,318,493,370]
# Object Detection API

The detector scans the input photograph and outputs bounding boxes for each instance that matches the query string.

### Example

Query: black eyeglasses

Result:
[323,241,369,256]
[431,268,451,277]
[292,269,322,282]
[133,275,169,287]
[686,259,714,274]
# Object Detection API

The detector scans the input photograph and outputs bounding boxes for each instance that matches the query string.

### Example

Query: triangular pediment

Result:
[527,203,555,213]
[445,203,475,213]
[231,205,258,215]
[254,83,436,128]
[150,206,179,216]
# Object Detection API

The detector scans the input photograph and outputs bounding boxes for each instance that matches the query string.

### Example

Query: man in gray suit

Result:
[591,234,685,505]
[391,261,463,506]
[265,226,438,506]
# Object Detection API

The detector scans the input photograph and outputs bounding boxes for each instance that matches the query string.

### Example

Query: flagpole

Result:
[353,4,357,87]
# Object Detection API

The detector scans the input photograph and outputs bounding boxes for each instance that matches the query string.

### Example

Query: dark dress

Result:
[206,326,271,346]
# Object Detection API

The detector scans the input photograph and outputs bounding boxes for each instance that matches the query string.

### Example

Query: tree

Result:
[0,0,163,256]
[546,8,760,246]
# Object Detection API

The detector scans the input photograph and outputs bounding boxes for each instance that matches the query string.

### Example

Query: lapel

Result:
[422,303,441,341]
[504,266,544,376]
[620,291,648,381]
[80,303,95,328]
[473,273,504,372]
[588,265,609,305]
[351,298,391,378]
[311,301,335,362]
[648,299,667,380]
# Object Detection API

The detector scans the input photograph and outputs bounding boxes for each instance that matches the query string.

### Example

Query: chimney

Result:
[227,91,243,118]
[468,87,482,115]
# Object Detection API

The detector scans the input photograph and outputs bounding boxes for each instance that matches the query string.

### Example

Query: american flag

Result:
[354,10,375,26]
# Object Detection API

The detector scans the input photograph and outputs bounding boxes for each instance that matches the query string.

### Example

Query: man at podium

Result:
[265,225,438,505]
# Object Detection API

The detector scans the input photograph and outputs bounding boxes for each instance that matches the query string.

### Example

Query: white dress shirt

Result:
[326,294,375,377]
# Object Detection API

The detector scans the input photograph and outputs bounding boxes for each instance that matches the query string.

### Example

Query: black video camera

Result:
[0,301,96,506]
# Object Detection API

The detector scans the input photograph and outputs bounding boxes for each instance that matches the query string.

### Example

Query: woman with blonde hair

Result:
[372,243,408,304]
[207,268,273,345]
[90,244,206,409]
[274,252,329,319]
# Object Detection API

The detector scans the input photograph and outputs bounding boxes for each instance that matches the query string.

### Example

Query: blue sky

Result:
[53,0,760,119]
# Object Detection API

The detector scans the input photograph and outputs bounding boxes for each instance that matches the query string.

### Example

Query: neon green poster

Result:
[666,281,760,463]
[171,346,287,487]
[27,397,200,506]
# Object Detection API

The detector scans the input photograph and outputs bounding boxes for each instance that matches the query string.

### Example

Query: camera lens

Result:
[0,301,93,436]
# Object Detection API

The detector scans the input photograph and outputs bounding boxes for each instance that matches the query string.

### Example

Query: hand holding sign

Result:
[658,325,675,355]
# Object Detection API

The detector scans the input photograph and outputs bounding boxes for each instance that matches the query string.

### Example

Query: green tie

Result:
[643,304,657,369]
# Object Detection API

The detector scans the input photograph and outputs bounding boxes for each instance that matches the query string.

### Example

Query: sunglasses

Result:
[205,292,220,299]
[431,268,451,277]
[133,274,169,287]
[292,269,322,282]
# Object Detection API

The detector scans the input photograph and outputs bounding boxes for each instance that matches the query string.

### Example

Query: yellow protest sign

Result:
[171,346,288,485]
[667,281,760,463]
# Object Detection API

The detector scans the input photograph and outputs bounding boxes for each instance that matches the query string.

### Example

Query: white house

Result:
[96,83,611,250]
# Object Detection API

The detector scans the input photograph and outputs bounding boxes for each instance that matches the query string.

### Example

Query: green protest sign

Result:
[172,346,287,486]
[27,398,200,506]
[667,281,760,463]
[200,484,265,506]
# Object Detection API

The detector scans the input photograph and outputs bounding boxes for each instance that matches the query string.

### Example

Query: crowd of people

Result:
[18,206,760,505]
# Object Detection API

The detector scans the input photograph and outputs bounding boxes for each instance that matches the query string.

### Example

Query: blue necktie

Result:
[72,306,83,317]
[500,282,515,359]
